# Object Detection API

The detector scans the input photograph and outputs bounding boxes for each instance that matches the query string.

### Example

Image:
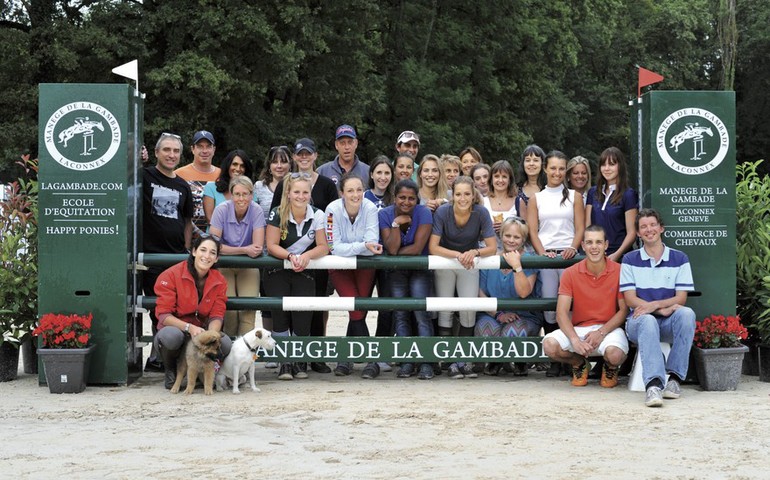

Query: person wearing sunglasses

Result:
[476,217,542,376]
[269,138,339,374]
[141,132,194,373]
[265,173,330,380]
[209,176,266,337]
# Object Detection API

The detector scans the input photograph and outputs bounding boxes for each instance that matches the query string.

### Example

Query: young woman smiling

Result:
[379,179,435,379]
[209,176,266,337]
[585,147,638,262]
[417,154,449,212]
[566,155,592,206]
[269,138,339,374]
[394,152,415,182]
[325,174,383,378]
[516,144,547,207]
[429,176,497,379]
[470,163,491,197]
[154,235,231,389]
[483,160,525,238]
[265,173,329,380]
[365,155,395,210]
[527,150,585,376]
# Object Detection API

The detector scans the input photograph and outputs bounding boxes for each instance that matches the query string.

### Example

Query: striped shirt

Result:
[619,245,694,302]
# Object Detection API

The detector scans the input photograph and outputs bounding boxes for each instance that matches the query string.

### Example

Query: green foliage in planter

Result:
[736,159,770,342]
[0,156,38,348]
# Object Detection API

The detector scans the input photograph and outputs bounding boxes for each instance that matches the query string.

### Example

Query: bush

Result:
[736,159,770,342]
[0,156,38,348]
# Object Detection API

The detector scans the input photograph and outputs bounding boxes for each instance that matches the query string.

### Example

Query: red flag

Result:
[638,67,664,97]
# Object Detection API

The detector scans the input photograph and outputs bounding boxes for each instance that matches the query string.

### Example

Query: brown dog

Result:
[170,330,222,395]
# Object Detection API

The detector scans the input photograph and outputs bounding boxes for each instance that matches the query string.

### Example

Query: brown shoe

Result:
[571,359,590,387]
[600,364,619,388]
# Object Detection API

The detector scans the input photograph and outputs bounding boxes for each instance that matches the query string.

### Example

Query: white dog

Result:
[215,327,276,394]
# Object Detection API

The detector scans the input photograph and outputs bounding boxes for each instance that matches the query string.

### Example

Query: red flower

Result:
[33,313,94,349]
[694,314,748,349]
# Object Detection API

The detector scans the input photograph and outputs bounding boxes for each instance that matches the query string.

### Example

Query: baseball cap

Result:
[397,130,420,145]
[295,138,316,154]
[192,130,215,145]
[335,124,357,140]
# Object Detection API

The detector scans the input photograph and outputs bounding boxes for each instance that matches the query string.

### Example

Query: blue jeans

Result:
[625,306,696,387]
[391,270,434,337]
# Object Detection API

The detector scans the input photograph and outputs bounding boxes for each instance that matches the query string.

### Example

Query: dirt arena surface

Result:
[2,313,769,479]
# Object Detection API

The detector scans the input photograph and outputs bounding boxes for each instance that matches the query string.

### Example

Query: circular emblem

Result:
[656,108,729,175]
[44,102,121,171]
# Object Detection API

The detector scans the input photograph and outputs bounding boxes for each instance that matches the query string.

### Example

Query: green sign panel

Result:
[38,84,143,385]
[255,337,549,363]
[631,91,736,317]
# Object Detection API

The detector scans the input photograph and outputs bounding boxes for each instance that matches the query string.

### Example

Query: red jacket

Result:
[155,261,227,329]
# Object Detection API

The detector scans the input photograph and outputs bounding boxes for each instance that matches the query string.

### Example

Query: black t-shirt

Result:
[270,175,338,213]
[142,166,194,253]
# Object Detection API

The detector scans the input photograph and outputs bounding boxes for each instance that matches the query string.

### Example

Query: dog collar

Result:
[242,336,258,352]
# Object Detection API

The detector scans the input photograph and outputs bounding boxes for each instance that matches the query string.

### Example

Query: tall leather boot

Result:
[160,345,181,390]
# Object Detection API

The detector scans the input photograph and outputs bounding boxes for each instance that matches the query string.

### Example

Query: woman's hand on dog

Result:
[187,324,204,337]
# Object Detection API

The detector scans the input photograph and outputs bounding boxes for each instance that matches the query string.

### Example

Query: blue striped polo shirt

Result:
[619,245,694,302]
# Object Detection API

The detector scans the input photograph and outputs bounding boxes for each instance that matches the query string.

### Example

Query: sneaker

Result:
[310,362,332,374]
[334,362,353,376]
[459,363,478,378]
[571,359,590,387]
[447,363,464,379]
[645,386,664,407]
[264,361,278,369]
[600,365,619,388]
[471,363,484,375]
[417,363,434,380]
[144,357,164,373]
[361,362,380,379]
[278,363,294,380]
[377,362,392,373]
[294,362,308,379]
[397,363,415,378]
[662,379,681,399]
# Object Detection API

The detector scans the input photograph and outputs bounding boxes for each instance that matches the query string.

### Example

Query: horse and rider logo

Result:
[44,102,122,171]
[656,108,729,176]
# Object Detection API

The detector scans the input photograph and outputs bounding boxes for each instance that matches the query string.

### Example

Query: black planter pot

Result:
[0,342,20,382]
[21,336,38,374]
[759,344,770,383]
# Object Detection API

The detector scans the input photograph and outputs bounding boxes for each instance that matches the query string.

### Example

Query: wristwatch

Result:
[391,221,399,228]
[514,267,523,273]
[184,323,190,333]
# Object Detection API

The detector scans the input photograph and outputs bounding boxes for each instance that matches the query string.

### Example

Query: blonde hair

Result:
[439,154,462,173]
[228,175,254,194]
[500,217,529,251]
[417,154,449,201]
[278,173,312,233]
[566,155,592,191]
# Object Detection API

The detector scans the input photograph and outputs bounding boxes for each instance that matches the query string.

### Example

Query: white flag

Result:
[112,60,138,82]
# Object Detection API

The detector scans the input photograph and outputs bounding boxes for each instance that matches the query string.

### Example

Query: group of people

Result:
[141,125,697,407]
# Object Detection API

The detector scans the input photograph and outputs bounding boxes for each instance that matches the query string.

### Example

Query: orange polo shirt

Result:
[558,258,622,327]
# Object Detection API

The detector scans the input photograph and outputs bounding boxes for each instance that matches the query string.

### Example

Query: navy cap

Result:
[295,138,316,154]
[192,130,215,145]
[335,124,357,140]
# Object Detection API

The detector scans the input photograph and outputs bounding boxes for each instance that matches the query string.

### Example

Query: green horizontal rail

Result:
[138,253,583,270]
[138,296,558,311]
